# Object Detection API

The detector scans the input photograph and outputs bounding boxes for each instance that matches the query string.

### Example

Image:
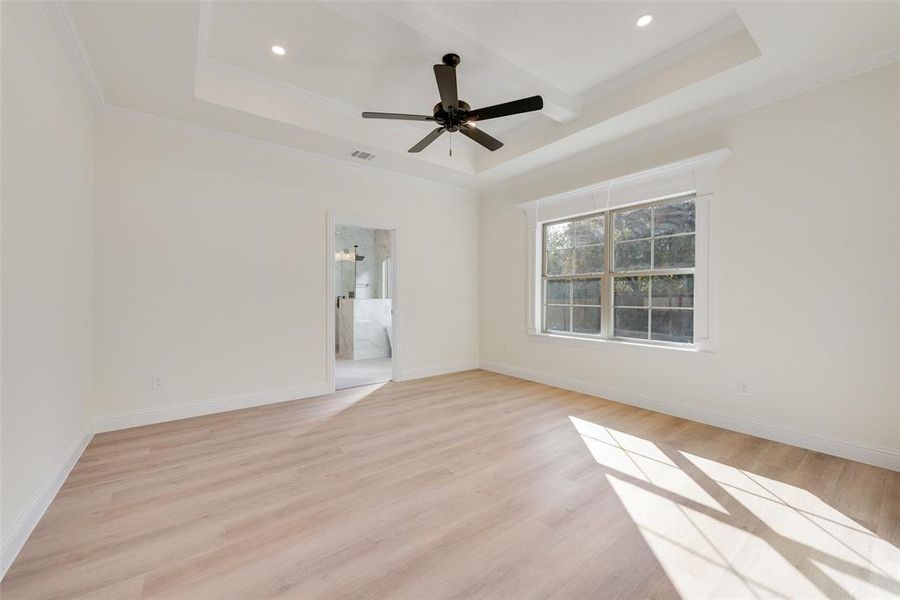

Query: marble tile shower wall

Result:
[335,225,392,359]
[335,225,391,299]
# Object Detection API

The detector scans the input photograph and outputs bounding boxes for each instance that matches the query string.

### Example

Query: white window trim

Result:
[517,148,732,354]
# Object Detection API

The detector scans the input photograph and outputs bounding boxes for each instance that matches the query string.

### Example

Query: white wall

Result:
[480,64,900,464]
[1,1,95,553]
[93,110,479,419]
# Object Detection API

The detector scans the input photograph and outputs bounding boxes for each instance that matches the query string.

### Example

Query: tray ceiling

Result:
[68,1,899,188]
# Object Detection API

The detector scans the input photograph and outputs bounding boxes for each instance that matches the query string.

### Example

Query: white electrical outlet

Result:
[151,375,163,390]
[737,379,750,396]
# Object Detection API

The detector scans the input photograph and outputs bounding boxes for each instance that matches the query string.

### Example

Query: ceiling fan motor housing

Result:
[433,100,471,131]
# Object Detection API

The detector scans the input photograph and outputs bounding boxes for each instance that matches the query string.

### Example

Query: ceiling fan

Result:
[361,53,543,154]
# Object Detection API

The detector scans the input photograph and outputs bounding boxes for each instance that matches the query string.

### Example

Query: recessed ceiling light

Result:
[271,45,286,56]
[636,14,653,27]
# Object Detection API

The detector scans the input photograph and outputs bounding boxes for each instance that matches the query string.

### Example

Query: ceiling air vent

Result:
[349,149,375,161]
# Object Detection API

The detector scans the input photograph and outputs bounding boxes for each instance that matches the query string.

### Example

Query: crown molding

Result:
[671,46,899,144]
[480,15,754,159]
[196,56,364,120]
[96,105,476,193]
[579,14,751,104]
[193,2,465,154]
[482,46,899,190]
[42,1,107,110]
[40,0,898,192]
[720,46,900,120]
[195,2,360,121]
[95,45,899,194]
[620,46,900,162]
[322,1,580,123]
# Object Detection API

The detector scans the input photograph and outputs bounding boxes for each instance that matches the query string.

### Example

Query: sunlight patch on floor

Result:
[813,558,895,599]
[568,415,900,600]
[569,416,724,511]
[298,382,389,430]
[608,476,819,598]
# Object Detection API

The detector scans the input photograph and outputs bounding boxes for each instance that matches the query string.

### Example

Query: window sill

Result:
[526,331,715,358]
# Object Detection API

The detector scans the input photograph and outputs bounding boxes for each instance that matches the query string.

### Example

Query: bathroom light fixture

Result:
[636,14,653,27]
[271,45,286,56]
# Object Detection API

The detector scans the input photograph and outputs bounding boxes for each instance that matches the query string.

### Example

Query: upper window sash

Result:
[541,213,607,278]
[610,195,696,274]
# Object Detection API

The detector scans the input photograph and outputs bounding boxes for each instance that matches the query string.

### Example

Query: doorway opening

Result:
[332,223,395,390]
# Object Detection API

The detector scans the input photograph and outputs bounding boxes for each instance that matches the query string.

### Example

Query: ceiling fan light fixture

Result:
[636,14,653,28]
[271,45,286,56]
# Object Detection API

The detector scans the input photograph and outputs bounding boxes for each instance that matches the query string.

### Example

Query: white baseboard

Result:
[2,372,408,580]
[480,361,900,472]
[1,420,94,580]
[1,382,332,582]
[93,383,331,433]
[401,361,480,381]
[5,363,894,583]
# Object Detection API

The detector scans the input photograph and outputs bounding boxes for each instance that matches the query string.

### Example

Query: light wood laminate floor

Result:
[2,370,899,599]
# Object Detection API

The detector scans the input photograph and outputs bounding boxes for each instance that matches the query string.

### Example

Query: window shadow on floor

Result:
[569,415,900,599]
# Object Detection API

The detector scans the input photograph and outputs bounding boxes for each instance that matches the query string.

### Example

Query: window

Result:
[521,148,728,352]
[542,195,696,345]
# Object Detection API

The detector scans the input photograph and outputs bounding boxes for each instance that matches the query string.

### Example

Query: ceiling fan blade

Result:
[459,124,503,151]
[467,95,543,122]
[433,64,458,111]
[362,112,435,121]
[409,127,446,153]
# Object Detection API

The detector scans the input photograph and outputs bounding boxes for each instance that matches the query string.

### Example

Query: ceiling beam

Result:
[320,2,580,123]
